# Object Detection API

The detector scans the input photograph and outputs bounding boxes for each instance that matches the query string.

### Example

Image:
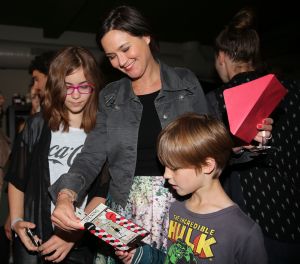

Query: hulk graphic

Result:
[165,239,197,263]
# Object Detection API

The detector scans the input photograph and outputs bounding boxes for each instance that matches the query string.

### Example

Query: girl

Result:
[6,46,106,264]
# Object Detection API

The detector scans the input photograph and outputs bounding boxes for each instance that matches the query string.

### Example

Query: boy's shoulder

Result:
[220,205,260,234]
[167,201,267,263]
[170,200,258,232]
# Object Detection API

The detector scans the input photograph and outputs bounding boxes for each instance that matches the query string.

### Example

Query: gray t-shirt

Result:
[166,200,267,264]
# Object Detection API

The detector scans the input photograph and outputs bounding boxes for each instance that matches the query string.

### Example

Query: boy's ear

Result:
[202,158,216,174]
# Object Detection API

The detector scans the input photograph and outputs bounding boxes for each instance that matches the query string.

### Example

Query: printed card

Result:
[75,203,149,251]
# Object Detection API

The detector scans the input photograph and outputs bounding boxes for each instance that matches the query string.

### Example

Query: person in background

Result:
[1,51,57,245]
[206,7,300,264]
[48,5,272,263]
[0,92,10,185]
[29,82,42,115]
[116,113,268,264]
[12,51,57,134]
[0,91,5,128]
[15,82,42,134]
[28,51,57,101]
[0,91,11,264]
[0,130,10,198]
[5,46,107,264]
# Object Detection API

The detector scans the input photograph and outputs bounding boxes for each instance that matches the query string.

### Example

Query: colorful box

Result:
[76,204,149,251]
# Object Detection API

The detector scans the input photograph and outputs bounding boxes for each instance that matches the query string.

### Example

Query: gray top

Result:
[165,200,268,264]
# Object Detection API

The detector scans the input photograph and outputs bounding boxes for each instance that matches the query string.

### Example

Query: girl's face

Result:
[164,167,205,196]
[64,67,93,115]
[101,30,151,79]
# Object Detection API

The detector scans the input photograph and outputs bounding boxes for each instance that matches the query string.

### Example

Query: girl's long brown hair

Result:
[43,46,103,132]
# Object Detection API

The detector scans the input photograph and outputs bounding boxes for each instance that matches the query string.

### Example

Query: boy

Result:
[117,113,267,263]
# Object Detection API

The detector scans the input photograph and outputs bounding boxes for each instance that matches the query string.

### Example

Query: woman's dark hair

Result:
[96,5,159,54]
[215,7,261,67]
[43,46,103,133]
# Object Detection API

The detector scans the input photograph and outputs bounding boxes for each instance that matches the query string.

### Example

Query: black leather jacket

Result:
[5,112,106,241]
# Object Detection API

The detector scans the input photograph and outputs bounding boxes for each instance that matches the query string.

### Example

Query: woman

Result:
[49,5,272,260]
[50,5,209,254]
[206,7,300,264]
[6,46,107,264]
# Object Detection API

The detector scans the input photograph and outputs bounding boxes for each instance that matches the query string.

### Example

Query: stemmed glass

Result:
[247,131,277,153]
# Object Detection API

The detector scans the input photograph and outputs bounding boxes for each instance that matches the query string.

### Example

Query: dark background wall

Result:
[0,0,299,133]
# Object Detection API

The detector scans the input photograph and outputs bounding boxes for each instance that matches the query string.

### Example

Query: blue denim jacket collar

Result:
[103,60,196,107]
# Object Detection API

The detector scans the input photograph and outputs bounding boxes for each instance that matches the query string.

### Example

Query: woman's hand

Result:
[253,118,273,143]
[51,194,83,231]
[232,118,274,153]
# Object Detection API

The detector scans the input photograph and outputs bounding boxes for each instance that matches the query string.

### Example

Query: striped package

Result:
[75,203,149,251]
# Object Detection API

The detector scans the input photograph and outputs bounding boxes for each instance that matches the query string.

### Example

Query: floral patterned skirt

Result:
[94,176,175,264]
[109,176,175,252]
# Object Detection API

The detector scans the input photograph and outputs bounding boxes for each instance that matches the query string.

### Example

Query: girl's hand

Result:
[39,234,74,263]
[12,220,40,251]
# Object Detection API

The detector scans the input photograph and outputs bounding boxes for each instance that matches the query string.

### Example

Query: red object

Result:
[223,74,287,143]
[106,212,117,222]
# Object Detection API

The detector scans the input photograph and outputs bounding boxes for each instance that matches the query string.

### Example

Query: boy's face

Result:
[164,167,205,196]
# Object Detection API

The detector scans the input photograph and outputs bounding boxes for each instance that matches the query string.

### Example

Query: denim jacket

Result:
[49,61,209,207]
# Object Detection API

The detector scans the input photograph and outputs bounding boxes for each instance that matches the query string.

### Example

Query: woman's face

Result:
[101,30,151,79]
[64,67,93,115]
[215,51,230,83]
